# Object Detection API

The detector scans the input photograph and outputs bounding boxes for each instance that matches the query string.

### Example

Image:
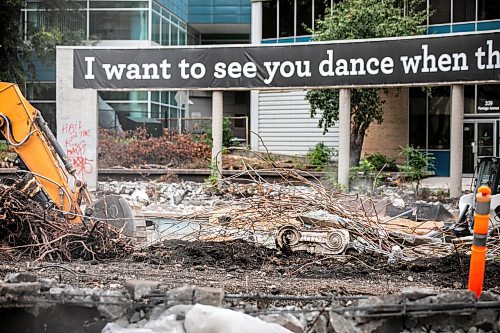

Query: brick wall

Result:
[361,88,408,163]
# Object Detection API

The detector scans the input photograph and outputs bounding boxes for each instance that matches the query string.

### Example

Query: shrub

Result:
[307,143,335,170]
[98,128,211,168]
[364,153,398,171]
[202,118,234,148]
[399,145,435,195]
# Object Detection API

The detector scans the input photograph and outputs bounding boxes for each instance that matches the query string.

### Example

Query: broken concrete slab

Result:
[4,273,37,283]
[125,280,160,300]
[259,313,304,333]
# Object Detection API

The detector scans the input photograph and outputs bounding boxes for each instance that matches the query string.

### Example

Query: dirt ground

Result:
[2,240,500,296]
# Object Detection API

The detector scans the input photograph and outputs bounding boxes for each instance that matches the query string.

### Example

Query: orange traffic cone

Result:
[468,185,491,298]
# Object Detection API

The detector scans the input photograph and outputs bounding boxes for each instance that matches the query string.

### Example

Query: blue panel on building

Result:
[189,0,213,4]
[189,6,214,14]
[477,20,500,31]
[213,15,241,23]
[158,0,188,21]
[427,25,451,34]
[428,150,450,177]
[188,14,213,23]
[187,0,250,24]
[214,0,242,5]
[295,36,312,42]
[214,6,241,14]
[451,23,475,32]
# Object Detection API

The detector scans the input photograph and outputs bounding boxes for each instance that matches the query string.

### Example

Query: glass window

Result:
[99,91,148,101]
[161,19,170,45]
[161,91,169,104]
[263,1,277,39]
[89,1,148,8]
[31,103,56,133]
[297,0,313,36]
[477,84,500,113]
[170,92,177,106]
[27,10,86,36]
[26,82,56,101]
[428,86,450,149]
[464,85,475,114]
[151,91,160,102]
[106,102,148,117]
[89,10,148,40]
[151,103,160,118]
[314,0,329,30]
[152,12,161,44]
[179,30,186,45]
[429,0,451,24]
[279,0,294,37]
[478,0,500,20]
[170,24,178,46]
[453,0,475,22]
[409,88,427,149]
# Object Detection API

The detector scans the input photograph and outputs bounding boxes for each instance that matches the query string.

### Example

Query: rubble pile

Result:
[0,184,134,261]
[98,180,220,216]
[2,275,500,333]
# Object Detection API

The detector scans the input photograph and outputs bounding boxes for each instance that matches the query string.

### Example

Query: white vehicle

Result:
[455,157,500,236]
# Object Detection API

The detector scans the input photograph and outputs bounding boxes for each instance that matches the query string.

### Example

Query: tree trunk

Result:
[350,125,368,166]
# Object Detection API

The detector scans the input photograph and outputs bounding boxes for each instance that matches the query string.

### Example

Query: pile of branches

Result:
[0,184,133,261]
[98,128,211,169]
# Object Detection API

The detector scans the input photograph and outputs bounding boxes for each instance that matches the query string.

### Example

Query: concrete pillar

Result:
[56,47,98,190]
[212,91,224,180]
[251,0,263,44]
[338,88,351,189]
[450,85,464,198]
[250,0,263,151]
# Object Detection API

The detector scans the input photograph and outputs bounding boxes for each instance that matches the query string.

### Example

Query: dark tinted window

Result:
[409,88,427,149]
[453,0,475,22]
[477,84,500,113]
[478,0,500,20]
[297,0,312,36]
[429,0,451,24]
[279,0,294,37]
[428,86,450,149]
[262,1,277,39]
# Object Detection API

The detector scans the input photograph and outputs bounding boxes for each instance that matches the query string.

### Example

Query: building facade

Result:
[23,0,251,138]
[251,0,500,176]
[24,0,500,177]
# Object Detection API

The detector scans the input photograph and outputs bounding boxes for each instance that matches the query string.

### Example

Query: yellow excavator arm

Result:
[0,82,91,223]
[0,82,144,242]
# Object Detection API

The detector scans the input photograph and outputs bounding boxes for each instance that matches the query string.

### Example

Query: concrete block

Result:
[0,282,41,295]
[401,287,438,301]
[260,313,304,333]
[124,280,160,300]
[329,312,362,333]
[4,273,37,283]
[194,287,224,307]
[166,286,195,306]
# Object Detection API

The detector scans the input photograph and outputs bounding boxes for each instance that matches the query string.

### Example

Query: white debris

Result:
[184,304,293,333]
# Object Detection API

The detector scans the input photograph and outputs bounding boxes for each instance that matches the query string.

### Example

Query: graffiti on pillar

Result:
[61,120,94,178]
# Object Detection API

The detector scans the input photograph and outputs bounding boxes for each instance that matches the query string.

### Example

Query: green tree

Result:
[0,0,30,84]
[0,0,85,86]
[306,0,427,166]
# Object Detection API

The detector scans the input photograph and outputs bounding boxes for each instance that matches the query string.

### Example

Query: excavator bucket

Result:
[91,195,146,243]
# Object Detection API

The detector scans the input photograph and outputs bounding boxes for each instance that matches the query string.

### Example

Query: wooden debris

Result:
[0,184,133,261]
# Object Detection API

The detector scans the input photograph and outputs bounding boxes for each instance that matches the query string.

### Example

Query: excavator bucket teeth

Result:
[91,195,146,243]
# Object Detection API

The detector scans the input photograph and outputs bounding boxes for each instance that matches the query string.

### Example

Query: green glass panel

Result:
[89,1,148,8]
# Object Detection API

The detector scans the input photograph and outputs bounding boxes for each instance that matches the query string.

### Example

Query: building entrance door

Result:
[463,120,497,174]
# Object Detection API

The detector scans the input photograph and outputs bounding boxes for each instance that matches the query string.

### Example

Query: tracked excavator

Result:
[0,82,145,241]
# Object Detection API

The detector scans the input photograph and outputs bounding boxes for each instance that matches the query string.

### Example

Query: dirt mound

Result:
[133,240,500,290]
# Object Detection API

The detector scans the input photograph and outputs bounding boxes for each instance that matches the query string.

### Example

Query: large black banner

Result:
[74,32,500,90]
